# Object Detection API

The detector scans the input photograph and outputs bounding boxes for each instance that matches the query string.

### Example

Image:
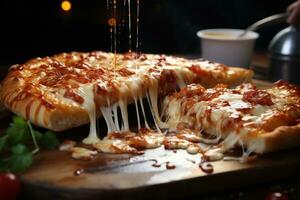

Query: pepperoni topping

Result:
[39,75,62,87]
[188,64,211,77]
[96,84,108,95]
[199,88,224,101]
[118,68,135,77]
[40,98,55,109]
[128,136,148,149]
[173,84,226,101]
[64,90,84,104]
[123,52,137,60]
[242,90,273,106]
[275,80,300,96]
[174,84,205,98]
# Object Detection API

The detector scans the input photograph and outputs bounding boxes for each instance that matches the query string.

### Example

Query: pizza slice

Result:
[0,51,253,145]
[162,80,300,154]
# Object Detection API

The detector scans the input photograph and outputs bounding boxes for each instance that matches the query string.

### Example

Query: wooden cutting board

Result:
[3,79,298,199]
[20,145,300,200]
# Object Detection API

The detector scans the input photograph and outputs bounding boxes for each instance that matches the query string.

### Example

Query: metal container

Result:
[269,26,300,84]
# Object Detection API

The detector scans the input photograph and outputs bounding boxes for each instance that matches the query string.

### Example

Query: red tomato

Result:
[0,173,20,200]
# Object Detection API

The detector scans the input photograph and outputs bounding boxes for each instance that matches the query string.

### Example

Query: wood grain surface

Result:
[20,145,300,200]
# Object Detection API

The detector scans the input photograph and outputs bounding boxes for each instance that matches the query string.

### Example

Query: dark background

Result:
[0,0,295,65]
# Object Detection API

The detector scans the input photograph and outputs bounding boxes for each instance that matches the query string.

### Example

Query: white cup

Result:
[197,29,259,67]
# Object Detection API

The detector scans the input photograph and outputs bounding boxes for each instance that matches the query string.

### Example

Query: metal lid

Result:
[269,26,300,56]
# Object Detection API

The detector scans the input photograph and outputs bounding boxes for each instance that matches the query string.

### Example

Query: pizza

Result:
[162,80,300,157]
[0,51,299,161]
[0,51,252,145]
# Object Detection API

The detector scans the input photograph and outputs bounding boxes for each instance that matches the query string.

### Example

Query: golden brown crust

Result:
[224,67,254,86]
[246,123,300,154]
[0,73,92,131]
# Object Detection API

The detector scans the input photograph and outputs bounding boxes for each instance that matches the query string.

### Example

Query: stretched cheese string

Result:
[100,106,112,133]
[162,98,183,130]
[100,98,117,133]
[133,96,141,130]
[83,108,100,144]
[80,84,101,144]
[119,99,130,131]
[107,98,118,132]
[139,94,150,129]
[112,103,121,131]
[222,132,256,163]
[101,106,119,133]
[147,79,168,128]
[145,92,161,133]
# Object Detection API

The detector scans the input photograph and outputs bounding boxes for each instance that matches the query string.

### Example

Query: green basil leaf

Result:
[39,131,60,149]
[8,144,33,173]
[0,135,8,151]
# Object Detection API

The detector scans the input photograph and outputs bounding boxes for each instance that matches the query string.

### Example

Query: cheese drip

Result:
[147,79,168,128]
[80,84,101,144]
[119,99,130,131]
[100,106,117,133]
[112,104,121,131]
[139,94,150,129]
[133,96,141,130]
[146,92,160,132]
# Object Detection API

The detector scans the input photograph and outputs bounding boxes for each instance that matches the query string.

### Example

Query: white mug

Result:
[197,29,259,67]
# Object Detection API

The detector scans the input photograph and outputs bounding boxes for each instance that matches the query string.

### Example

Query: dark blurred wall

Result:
[0,0,295,65]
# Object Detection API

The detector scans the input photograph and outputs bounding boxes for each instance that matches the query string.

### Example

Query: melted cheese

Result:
[133,96,141,130]
[70,147,97,160]
[162,83,298,159]
[93,138,140,154]
[162,97,182,130]
[139,94,150,129]
[146,92,160,131]
[78,84,101,144]
[147,79,166,128]
[186,144,200,154]
[112,104,121,131]
[205,148,224,161]
[100,106,116,133]
[59,140,76,151]
[119,99,130,131]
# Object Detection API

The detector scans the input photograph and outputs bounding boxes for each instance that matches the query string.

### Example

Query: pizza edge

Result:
[245,123,300,154]
[0,74,91,131]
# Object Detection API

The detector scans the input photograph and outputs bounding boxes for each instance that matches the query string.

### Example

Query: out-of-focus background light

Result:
[61,0,72,12]
[107,18,116,26]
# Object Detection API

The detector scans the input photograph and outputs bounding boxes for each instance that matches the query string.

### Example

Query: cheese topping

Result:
[163,82,300,155]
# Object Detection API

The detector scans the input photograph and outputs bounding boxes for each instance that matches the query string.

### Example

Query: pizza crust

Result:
[245,123,300,154]
[0,74,94,131]
[217,67,254,87]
